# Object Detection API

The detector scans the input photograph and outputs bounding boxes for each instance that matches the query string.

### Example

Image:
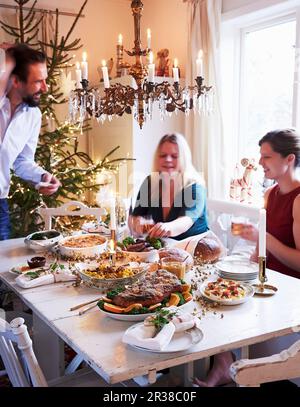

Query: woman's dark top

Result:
[132,176,209,240]
[266,184,300,279]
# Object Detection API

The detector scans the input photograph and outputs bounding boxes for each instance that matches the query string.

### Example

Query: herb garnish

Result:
[149,309,177,333]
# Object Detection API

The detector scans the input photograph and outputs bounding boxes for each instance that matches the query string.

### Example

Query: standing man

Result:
[0,43,60,240]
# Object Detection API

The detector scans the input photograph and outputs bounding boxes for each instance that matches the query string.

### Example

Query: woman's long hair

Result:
[148,133,204,208]
[152,133,203,187]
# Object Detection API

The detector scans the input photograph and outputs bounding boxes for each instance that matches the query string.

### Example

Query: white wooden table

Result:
[1,238,300,385]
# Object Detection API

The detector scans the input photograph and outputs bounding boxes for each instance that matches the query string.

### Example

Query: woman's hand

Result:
[239,224,259,242]
[148,222,171,238]
[128,215,144,236]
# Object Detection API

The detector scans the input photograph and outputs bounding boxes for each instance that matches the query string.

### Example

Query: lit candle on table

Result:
[75,62,82,88]
[259,208,266,257]
[173,58,179,83]
[81,52,88,80]
[196,49,203,77]
[101,60,110,88]
[118,33,123,46]
[147,28,151,49]
[148,51,155,82]
[110,198,116,231]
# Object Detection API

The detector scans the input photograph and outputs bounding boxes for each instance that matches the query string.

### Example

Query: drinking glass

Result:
[161,257,186,279]
[231,216,247,236]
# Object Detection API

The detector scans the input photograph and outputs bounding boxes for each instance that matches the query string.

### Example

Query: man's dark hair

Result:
[8,44,46,83]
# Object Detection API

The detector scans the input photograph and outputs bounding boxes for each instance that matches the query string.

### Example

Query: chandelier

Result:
[68,0,213,129]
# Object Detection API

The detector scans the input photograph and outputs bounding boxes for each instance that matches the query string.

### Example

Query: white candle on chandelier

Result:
[148,51,155,82]
[75,62,82,88]
[110,199,116,231]
[101,60,110,88]
[196,49,203,77]
[259,208,266,257]
[173,58,179,83]
[118,33,123,46]
[147,28,151,49]
[81,52,88,80]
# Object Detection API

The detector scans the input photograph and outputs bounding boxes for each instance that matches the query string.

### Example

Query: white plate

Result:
[215,259,258,275]
[199,281,255,305]
[98,299,193,321]
[9,263,48,275]
[125,321,203,353]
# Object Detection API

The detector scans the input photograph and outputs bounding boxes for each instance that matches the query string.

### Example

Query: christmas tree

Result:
[0,0,133,237]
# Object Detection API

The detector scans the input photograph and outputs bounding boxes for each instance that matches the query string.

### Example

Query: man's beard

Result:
[22,92,42,107]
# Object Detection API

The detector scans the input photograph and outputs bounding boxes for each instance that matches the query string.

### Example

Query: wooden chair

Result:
[38,200,106,230]
[230,340,300,387]
[0,316,120,387]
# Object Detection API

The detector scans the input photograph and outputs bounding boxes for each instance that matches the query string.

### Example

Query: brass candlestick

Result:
[258,256,267,291]
[116,44,124,77]
[109,229,116,267]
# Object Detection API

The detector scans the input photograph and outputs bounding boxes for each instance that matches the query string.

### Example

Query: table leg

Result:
[184,362,194,387]
[32,314,65,381]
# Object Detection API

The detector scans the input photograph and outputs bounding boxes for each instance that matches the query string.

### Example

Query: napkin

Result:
[173,232,210,255]
[15,268,76,289]
[122,309,198,351]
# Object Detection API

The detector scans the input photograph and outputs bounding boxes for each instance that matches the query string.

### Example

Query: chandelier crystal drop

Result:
[68,0,213,129]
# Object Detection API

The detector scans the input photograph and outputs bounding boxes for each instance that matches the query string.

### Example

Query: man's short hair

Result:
[8,43,46,82]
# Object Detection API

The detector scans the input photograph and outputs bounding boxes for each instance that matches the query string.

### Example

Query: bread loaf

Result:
[194,237,222,264]
[158,247,194,271]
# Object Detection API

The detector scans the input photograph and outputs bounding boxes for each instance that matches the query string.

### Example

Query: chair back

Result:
[38,201,106,230]
[207,198,260,252]
[0,317,47,387]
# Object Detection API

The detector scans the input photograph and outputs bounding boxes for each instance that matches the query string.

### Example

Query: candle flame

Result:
[102,60,107,67]
[198,50,203,60]
[147,28,151,38]
[82,52,87,62]
[174,58,178,68]
[118,34,123,45]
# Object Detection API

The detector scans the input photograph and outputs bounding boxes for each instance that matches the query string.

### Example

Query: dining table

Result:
[1,237,300,386]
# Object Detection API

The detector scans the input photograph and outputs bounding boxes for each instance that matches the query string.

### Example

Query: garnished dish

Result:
[24,229,62,252]
[122,308,203,352]
[98,251,141,264]
[118,236,164,252]
[200,277,255,305]
[60,234,106,248]
[10,261,65,280]
[57,233,107,258]
[118,236,164,262]
[97,269,193,320]
[74,262,149,290]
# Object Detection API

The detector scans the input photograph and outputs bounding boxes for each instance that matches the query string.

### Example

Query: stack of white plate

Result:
[215,256,258,281]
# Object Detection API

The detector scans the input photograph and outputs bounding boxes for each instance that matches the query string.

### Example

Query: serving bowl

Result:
[57,233,108,259]
[74,261,149,290]
[24,230,62,253]
[121,249,159,263]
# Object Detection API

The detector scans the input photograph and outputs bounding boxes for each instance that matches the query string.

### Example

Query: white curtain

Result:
[184,0,225,199]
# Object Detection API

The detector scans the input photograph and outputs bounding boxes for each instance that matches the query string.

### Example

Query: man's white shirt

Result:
[0,96,45,198]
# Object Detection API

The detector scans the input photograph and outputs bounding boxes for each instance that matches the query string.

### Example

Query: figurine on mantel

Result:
[156,48,170,77]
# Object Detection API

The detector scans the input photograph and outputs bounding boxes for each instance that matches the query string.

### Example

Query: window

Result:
[221,6,300,203]
[239,16,297,160]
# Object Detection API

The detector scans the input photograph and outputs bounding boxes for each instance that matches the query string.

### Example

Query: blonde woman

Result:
[129,133,209,239]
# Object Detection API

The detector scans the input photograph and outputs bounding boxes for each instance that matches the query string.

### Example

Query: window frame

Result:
[238,11,299,157]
